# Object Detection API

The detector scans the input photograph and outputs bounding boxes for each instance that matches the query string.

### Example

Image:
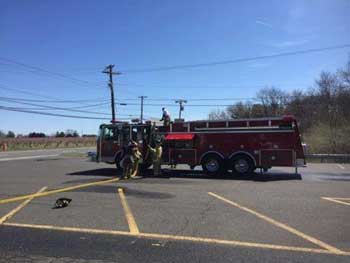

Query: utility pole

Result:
[138,96,147,123]
[102,65,121,123]
[175,99,187,119]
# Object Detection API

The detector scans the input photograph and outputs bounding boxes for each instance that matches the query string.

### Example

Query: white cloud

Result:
[272,39,309,48]
[255,20,273,29]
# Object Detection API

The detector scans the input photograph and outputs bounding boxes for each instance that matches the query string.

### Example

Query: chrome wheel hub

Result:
[234,159,249,173]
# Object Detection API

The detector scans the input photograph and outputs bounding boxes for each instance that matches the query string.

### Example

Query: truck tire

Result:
[231,155,254,176]
[202,154,225,175]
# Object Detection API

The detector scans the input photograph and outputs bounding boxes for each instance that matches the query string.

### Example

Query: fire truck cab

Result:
[97,122,154,170]
[97,115,306,176]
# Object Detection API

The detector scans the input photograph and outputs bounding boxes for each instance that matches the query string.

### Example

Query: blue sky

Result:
[0,0,349,135]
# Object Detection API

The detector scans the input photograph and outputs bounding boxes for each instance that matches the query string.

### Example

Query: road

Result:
[0,149,349,262]
[0,147,93,162]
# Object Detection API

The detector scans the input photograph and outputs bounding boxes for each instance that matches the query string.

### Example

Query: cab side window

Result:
[103,127,118,141]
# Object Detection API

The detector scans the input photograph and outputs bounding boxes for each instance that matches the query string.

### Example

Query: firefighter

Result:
[121,154,132,179]
[131,145,142,178]
[160,107,171,126]
[121,141,142,179]
[147,139,163,176]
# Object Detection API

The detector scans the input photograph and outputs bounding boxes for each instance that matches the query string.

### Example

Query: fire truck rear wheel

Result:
[231,155,254,176]
[202,155,224,175]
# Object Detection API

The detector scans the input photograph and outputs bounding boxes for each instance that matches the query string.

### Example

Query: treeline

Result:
[0,130,97,138]
[209,58,350,153]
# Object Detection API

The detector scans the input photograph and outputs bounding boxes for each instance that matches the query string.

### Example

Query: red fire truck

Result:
[97,115,306,176]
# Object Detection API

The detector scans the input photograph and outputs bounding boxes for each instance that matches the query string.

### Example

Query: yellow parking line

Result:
[0,177,120,205]
[3,222,349,256]
[322,197,350,207]
[0,186,48,224]
[208,192,346,255]
[137,232,342,255]
[4,222,131,236]
[118,188,140,234]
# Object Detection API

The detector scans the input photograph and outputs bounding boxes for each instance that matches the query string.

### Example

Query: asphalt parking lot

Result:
[0,150,349,263]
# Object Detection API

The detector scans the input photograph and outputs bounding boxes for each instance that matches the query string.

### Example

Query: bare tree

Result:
[208,109,228,120]
[227,102,251,118]
[257,87,288,117]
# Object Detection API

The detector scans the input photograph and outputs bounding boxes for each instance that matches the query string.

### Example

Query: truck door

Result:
[100,126,120,162]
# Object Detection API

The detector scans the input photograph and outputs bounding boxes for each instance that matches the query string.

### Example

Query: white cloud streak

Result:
[272,39,309,48]
[255,20,273,29]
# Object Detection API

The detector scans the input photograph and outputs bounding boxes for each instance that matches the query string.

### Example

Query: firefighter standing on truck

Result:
[160,107,171,126]
[147,139,163,176]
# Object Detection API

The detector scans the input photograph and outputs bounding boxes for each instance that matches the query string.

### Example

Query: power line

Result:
[0,97,140,116]
[2,100,111,110]
[0,84,59,100]
[0,57,103,85]
[0,84,110,104]
[113,102,254,107]
[0,93,108,104]
[0,105,136,120]
[0,105,138,117]
[121,44,350,73]
[0,93,316,108]
[0,105,110,120]
[0,97,111,116]
[119,82,308,90]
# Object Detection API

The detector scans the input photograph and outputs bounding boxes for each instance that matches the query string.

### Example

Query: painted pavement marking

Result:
[118,188,140,234]
[0,178,120,205]
[3,222,349,256]
[208,192,346,255]
[0,186,48,224]
[336,164,346,170]
[322,197,350,207]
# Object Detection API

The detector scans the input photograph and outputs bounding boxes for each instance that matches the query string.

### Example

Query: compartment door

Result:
[261,150,294,167]
[170,148,197,166]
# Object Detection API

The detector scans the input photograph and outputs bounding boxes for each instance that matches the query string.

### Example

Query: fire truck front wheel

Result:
[202,155,225,175]
[231,155,254,176]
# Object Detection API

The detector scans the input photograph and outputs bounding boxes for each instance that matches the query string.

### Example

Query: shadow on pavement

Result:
[68,168,122,177]
[162,169,302,182]
[67,168,302,182]
[36,158,62,162]
[59,183,175,199]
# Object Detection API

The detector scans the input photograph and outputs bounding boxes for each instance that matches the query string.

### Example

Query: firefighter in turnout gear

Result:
[147,140,163,176]
[131,146,142,178]
[121,141,142,179]
[160,107,171,126]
